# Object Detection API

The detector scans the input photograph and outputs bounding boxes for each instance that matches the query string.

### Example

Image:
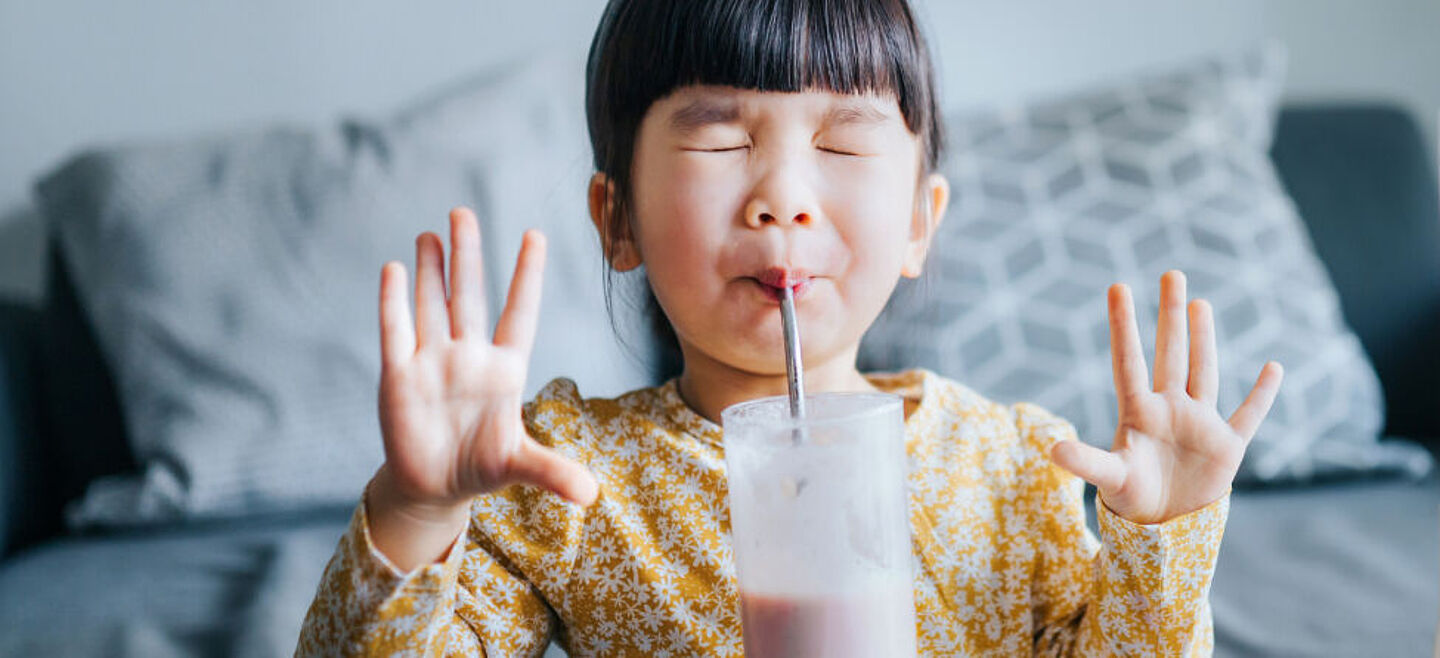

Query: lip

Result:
[749,267,814,303]
[754,267,812,289]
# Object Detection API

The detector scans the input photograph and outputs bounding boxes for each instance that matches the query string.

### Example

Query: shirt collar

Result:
[651,368,939,448]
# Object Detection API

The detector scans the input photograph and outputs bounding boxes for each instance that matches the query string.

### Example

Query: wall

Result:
[2,0,1436,301]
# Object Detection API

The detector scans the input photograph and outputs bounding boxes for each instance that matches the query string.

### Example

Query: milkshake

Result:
[740,582,917,658]
[722,393,917,657]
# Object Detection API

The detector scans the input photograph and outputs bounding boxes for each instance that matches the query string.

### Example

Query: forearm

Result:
[1055,494,1228,656]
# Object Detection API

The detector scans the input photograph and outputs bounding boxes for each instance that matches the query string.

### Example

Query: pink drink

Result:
[740,585,917,658]
[723,393,917,657]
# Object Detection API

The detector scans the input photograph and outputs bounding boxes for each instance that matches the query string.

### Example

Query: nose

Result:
[745,205,812,227]
[743,165,818,229]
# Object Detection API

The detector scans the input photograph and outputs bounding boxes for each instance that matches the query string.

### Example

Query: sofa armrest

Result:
[0,299,60,558]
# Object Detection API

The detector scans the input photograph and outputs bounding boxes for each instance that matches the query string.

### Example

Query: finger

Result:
[1153,270,1189,392]
[1108,284,1151,407]
[448,207,487,340]
[493,230,547,354]
[1186,299,1219,403]
[1049,440,1127,496]
[414,232,451,347]
[508,440,600,506]
[1229,361,1285,442]
[379,262,416,368]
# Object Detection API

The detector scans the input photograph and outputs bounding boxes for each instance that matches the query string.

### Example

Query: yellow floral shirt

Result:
[297,369,1227,656]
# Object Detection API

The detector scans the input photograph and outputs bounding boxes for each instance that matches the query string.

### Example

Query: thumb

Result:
[1049,440,1127,496]
[507,440,600,506]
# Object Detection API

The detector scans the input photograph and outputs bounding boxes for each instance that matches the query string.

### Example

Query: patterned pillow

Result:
[860,44,1432,485]
[34,57,658,526]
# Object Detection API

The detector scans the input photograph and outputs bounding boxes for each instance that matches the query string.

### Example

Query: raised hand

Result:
[372,208,598,524]
[1049,271,1283,525]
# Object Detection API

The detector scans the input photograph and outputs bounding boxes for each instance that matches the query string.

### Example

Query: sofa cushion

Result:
[860,44,1431,484]
[32,56,658,527]
[1210,473,1440,656]
[0,508,350,658]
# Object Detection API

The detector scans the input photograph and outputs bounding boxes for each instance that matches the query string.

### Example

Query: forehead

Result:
[654,85,901,131]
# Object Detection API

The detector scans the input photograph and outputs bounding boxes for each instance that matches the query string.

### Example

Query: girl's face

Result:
[595,85,948,379]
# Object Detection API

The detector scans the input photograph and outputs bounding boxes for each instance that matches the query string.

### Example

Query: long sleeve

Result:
[1017,403,1228,657]
[295,493,556,657]
[295,378,607,657]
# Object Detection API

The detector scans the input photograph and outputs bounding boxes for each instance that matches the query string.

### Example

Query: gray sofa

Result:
[0,103,1437,657]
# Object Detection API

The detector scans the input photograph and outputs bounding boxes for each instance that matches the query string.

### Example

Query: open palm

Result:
[376,207,597,511]
[1050,271,1283,525]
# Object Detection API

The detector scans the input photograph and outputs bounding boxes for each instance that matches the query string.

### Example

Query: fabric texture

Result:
[298,370,1229,656]
[1209,472,1440,657]
[31,57,657,527]
[860,44,1432,484]
[0,507,352,658]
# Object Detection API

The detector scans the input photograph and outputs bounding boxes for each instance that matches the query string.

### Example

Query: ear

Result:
[588,172,643,271]
[901,173,950,278]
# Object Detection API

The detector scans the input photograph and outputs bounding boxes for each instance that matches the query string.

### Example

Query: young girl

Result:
[298,0,1282,655]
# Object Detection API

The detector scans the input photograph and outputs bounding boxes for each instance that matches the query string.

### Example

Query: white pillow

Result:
[861,44,1431,484]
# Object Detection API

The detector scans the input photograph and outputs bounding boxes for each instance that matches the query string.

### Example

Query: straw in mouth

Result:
[780,285,807,444]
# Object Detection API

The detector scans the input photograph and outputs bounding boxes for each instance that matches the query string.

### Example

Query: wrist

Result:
[367,464,472,527]
[365,465,472,572]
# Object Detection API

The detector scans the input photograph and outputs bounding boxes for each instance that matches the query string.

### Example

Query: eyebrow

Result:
[667,98,741,134]
[665,96,894,133]
[823,101,892,127]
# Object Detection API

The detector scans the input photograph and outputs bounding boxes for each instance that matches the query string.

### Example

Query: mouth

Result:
[749,267,814,303]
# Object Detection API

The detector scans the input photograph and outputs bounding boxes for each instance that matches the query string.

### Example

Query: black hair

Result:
[585,0,944,380]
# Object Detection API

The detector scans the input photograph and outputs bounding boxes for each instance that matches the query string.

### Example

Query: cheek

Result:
[672,156,753,220]
[631,162,738,295]
[824,162,917,272]
[635,155,746,253]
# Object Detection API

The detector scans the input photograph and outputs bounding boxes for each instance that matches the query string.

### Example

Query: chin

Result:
[698,330,859,378]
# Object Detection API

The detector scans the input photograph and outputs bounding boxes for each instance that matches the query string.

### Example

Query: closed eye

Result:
[818,146,863,156]
[685,145,749,153]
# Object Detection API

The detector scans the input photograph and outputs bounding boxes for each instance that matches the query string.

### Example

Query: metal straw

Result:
[780,285,807,441]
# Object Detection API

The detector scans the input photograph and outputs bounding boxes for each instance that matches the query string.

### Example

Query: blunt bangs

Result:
[586,0,942,178]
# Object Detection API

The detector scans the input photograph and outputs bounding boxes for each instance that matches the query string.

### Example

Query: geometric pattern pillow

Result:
[861,43,1432,485]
